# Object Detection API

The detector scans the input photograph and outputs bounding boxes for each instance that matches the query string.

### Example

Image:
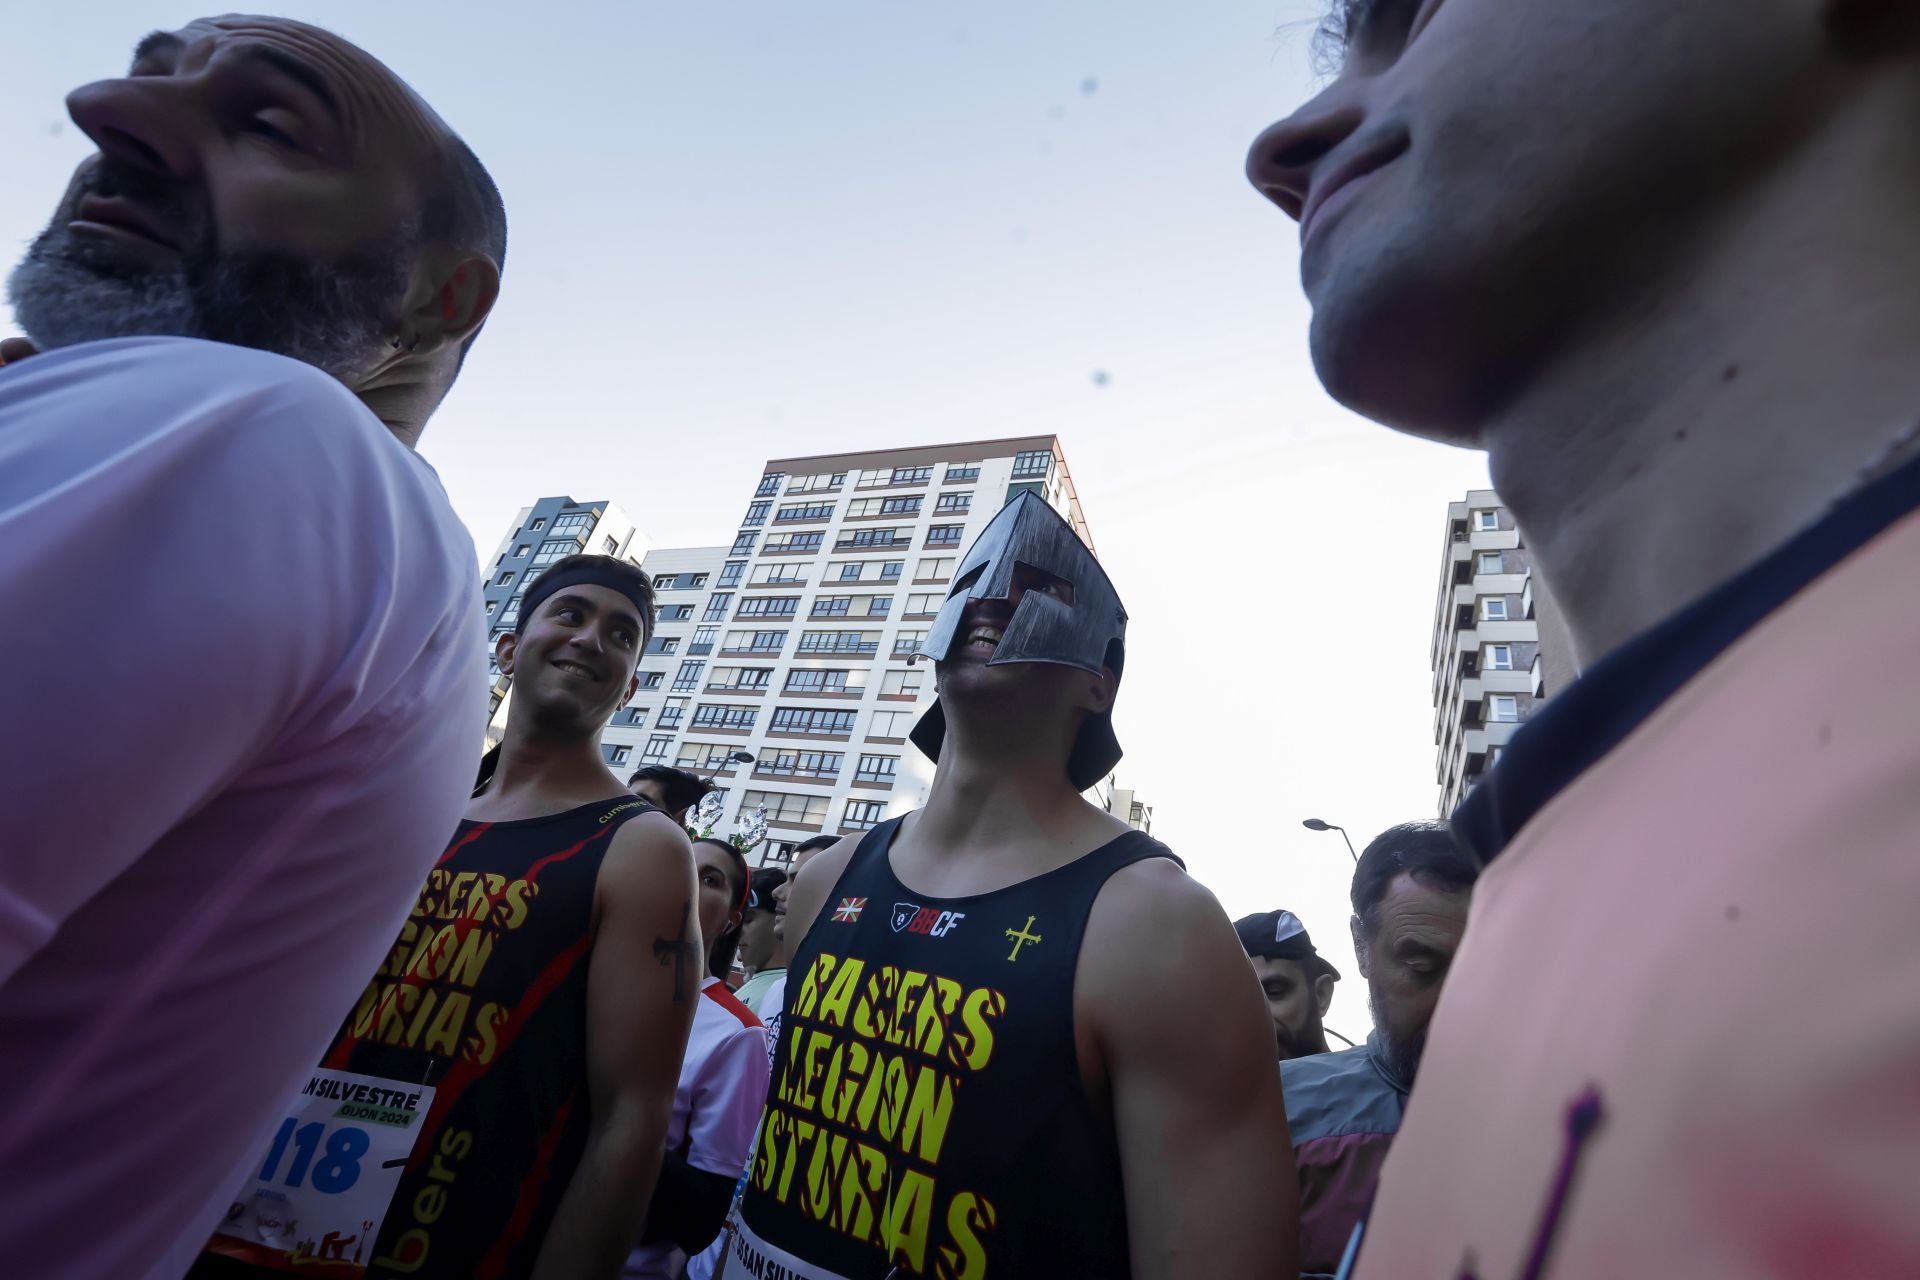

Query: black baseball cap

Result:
[1234,909,1341,982]
[747,868,787,912]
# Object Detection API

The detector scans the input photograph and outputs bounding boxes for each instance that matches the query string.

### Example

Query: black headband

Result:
[517,565,653,635]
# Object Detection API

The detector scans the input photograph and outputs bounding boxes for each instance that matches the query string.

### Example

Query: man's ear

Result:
[624,671,641,703]
[496,630,519,677]
[1350,916,1372,981]
[398,247,501,357]
[1313,973,1337,1018]
[1078,665,1119,716]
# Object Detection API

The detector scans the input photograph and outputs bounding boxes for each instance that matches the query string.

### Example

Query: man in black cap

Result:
[1235,910,1341,1062]
[730,491,1297,1279]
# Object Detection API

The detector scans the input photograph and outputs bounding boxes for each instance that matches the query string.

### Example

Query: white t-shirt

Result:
[0,337,485,1280]
[626,976,772,1279]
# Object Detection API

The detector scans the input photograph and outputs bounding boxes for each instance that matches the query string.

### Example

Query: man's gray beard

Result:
[7,215,411,384]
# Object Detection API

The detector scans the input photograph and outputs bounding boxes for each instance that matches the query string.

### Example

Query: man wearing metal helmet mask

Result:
[730,491,1299,1280]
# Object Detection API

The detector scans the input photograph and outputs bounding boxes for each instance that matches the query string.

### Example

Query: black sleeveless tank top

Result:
[317,793,654,1278]
[733,815,1181,1280]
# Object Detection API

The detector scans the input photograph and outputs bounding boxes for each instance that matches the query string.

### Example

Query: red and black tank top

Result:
[731,815,1180,1280]
[313,793,651,1278]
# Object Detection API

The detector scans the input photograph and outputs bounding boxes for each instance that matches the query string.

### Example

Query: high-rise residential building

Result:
[1092,773,1154,836]
[1430,490,1568,815]
[601,435,1092,864]
[480,497,649,729]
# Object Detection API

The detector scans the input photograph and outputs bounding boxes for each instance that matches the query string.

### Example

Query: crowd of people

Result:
[4,5,1918,1279]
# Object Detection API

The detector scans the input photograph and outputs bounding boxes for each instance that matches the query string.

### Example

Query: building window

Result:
[690,626,719,656]
[1478,551,1503,573]
[766,532,823,553]
[654,574,679,591]
[812,596,852,618]
[855,754,898,784]
[1482,598,1509,621]
[880,670,923,698]
[703,592,736,621]
[608,745,632,766]
[891,466,933,485]
[776,501,835,523]
[615,707,648,726]
[1487,695,1519,722]
[638,671,664,690]
[868,709,912,738]
[513,544,531,557]
[672,661,706,692]
[1011,450,1051,480]
[602,535,619,555]
[722,629,788,654]
[1485,644,1514,670]
[934,493,971,514]
[499,593,525,627]
[879,561,903,581]
[744,501,772,527]
[687,574,708,588]
[787,669,863,693]
[770,707,858,736]
[837,527,909,551]
[529,518,547,531]
[644,636,680,656]
[731,532,757,556]
[756,473,784,497]
[643,734,673,761]
[658,699,687,730]
[660,604,693,621]
[944,464,980,483]
[710,667,773,692]
[881,496,922,516]
[496,571,516,586]
[926,525,964,547]
[1474,510,1499,531]
[892,630,927,656]
[915,557,955,582]
[758,749,843,780]
[752,562,810,585]
[692,703,758,731]
[531,539,576,567]
[717,561,746,588]
[739,596,799,618]
[551,513,594,537]
[843,799,887,831]
[798,630,879,655]
[904,592,942,615]
[788,472,845,494]
[743,790,830,827]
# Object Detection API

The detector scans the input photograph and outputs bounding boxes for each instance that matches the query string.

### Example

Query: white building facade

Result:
[601,435,1094,864]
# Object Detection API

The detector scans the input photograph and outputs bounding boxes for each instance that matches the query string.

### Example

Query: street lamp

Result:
[1302,818,1358,863]
[703,750,755,782]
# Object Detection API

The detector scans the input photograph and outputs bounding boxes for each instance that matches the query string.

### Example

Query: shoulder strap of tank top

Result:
[819,814,908,895]
[1088,829,1185,876]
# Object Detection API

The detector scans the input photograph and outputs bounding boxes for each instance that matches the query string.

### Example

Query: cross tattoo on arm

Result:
[653,899,697,1004]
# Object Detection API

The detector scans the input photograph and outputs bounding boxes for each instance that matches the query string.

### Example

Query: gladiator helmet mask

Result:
[909,489,1127,790]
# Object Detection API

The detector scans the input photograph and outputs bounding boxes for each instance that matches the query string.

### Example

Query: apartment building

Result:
[1092,774,1154,836]
[1431,491,1556,816]
[480,496,649,730]
[599,435,1093,864]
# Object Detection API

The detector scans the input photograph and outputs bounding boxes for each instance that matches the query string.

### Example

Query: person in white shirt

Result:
[628,838,772,1280]
[0,16,504,1280]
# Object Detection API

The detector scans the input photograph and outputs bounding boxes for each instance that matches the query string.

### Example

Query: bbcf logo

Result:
[890,901,965,938]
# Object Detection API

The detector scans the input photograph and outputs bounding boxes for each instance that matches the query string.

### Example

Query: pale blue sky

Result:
[1,2,1490,1036]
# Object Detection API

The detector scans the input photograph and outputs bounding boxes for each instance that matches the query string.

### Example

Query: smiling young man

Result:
[0,16,505,1280]
[196,555,698,1280]
[1248,0,1920,1274]
[728,491,1297,1280]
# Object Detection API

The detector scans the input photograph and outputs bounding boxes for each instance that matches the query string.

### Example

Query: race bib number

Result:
[727,1213,854,1280]
[209,1068,435,1275]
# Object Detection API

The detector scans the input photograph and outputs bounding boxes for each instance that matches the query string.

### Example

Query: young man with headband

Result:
[196,555,698,1280]
[729,492,1297,1278]
[1247,1,1920,1273]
